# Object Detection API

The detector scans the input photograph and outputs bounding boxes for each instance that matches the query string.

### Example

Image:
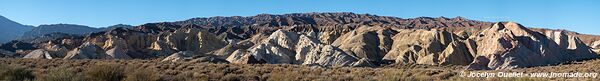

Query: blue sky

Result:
[1,0,599,34]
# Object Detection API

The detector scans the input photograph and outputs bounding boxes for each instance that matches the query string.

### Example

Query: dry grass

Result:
[123,67,161,81]
[40,66,81,81]
[0,58,598,81]
[84,63,126,81]
[0,64,35,81]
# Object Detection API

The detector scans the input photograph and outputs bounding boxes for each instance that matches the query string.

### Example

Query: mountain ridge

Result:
[1,13,599,70]
[17,23,135,41]
[2,13,600,69]
[0,15,33,43]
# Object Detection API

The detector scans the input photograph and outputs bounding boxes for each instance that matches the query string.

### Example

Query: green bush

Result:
[84,63,125,81]
[0,64,35,81]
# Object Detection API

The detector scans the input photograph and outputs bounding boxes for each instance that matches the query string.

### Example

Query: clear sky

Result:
[1,0,599,34]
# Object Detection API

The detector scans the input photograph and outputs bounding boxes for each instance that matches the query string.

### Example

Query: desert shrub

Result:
[41,67,82,81]
[220,74,241,81]
[0,64,35,81]
[171,71,209,81]
[433,71,456,80]
[266,70,299,81]
[84,63,125,81]
[377,69,406,81]
[123,67,161,81]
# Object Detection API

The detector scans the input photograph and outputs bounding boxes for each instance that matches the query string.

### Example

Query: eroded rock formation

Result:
[23,49,53,59]
[383,29,473,65]
[64,42,109,59]
[591,41,600,53]
[466,22,598,70]
[2,13,599,69]
[162,51,196,62]
[151,28,226,56]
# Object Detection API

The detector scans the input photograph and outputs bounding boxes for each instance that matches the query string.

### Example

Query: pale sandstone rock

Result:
[352,58,376,67]
[384,29,472,65]
[592,41,600,53]
[40,42,69,58]
[102,36,128,50]
[592,41,600,49]
[64,42,109,59]
[264,30,300,50]
[541,29,597,55]
[376,28,397,55]
[439,41,473,65]
[318,31,341,44]
[332,27,386,63]
[240,30,300,64]
[212,40,254,57]
[209,33,269,58]
[226,49,265,64]
[302,45,361,67]
[149,38,175,56]
[23,49,53,59]
[162,51,195,62]
[226,29,368,67]
[467,22,599,70]
[248,44,295,64]
[105,46,132,59]
[294,35,321,64]
[151,28,226,56]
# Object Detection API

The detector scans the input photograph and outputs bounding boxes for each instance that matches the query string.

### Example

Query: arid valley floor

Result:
[1,58,599,81]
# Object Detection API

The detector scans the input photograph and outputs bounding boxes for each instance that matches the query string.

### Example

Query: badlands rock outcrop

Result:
[301,44,361,67]
[64,42,109,59]
[23,49,53,59]
[2,13,600,69]
[225,29,369,67]
[243,30,299,64]
[591,41,600,53]
[383,29,474,65]
[226,50,266,64]
[466,22,598,70]
[331,27,391,65]
[162,51,196,62]
[105,46,132,59]
[151,28,226,56]
[40,43,69,58]
[21,42,69,59]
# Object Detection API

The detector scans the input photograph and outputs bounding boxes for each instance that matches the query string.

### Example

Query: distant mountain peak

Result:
[20,24,100,39]
[0,15,25,26]
[38,23,89,27]
[0,15,33,43]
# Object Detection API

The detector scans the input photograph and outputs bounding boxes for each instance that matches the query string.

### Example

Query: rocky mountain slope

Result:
[0,15,134,43]
[1,12,599,70]
[19,24,134,40]
[19,24,97,40]
[0,15,33,43]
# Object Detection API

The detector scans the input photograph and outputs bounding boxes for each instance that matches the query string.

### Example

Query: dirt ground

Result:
[0,58,598,81]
